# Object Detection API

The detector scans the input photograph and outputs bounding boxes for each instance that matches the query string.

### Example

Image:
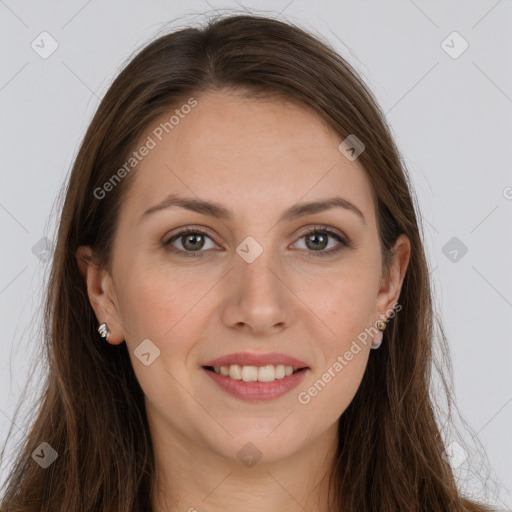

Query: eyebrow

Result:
[140,193,366,225]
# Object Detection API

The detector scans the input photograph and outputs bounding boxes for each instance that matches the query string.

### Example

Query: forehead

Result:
[119,90,375,226]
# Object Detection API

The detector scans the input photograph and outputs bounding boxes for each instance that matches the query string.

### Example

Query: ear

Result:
[76,246,125,345]
[375,233,411,321]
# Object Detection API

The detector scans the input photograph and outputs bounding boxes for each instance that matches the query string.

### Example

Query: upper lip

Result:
[202,352,309,369]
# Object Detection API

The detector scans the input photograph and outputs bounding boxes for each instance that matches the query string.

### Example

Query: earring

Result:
[97,323,110,341]
[371,320,387,350]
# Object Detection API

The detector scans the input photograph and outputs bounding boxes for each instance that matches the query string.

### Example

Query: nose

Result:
[220,244,295,336]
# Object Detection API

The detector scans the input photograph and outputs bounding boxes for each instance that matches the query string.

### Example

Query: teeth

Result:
[211,364,300,382]
[275,364,285,379]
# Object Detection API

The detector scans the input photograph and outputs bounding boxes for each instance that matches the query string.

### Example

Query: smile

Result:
[206,364,302,382]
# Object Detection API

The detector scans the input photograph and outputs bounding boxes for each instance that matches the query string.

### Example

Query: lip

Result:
[203,367,309,402]
[202,351,309,369]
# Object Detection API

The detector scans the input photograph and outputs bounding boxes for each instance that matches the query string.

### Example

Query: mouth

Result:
[202,364,309,402]
[203,364,308,383]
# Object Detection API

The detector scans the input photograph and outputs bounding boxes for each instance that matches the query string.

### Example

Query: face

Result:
[78,90,410,465]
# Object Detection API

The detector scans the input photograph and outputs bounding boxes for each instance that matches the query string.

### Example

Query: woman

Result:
[0,13,493,512]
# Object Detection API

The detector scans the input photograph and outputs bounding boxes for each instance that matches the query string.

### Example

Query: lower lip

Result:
[203,367,308,402]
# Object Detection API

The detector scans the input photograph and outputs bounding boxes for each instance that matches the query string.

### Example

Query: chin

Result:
[207,424,310,465]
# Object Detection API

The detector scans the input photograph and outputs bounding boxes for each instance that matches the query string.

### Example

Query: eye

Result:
[163,225,349,258]
[293,225,349,257]
[162,227,219,257]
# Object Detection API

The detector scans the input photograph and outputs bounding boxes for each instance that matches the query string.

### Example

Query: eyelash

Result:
[162,225,349,259]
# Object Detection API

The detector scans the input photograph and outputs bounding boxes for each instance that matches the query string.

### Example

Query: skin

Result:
[77,90,410,512]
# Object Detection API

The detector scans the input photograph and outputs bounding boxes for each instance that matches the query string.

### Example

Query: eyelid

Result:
[163,225,221,249]
[295,224,348,244]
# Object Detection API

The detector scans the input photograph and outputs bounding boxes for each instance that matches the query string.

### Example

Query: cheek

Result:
[115,261,221,383]
[305,266,378,414]
[114,254,204,338]
[115,269,204,408]
[298,339,369,424]
[310,268,379,345]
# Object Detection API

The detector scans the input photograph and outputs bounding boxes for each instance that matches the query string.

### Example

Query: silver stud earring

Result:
[371,320,387,349]
[97,323,110,341]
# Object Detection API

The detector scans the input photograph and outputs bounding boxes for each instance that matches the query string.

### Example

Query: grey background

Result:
[0,0,511,508]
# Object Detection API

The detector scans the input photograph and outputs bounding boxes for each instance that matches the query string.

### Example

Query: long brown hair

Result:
[0,12,493,511]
